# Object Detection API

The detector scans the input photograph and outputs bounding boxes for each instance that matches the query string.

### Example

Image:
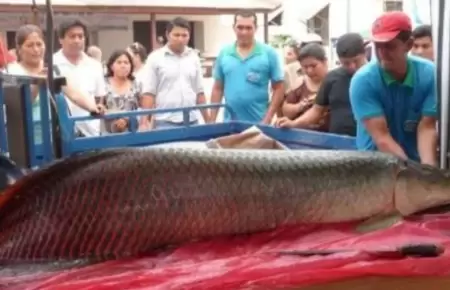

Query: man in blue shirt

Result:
[210,11,284,124]
[350,12,437,165]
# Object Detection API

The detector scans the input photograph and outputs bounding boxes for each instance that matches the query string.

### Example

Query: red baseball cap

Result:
[0,37,15,69]
[371,11,412,42]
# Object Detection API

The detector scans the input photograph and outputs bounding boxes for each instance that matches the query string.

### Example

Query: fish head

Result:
[395,160,450,216]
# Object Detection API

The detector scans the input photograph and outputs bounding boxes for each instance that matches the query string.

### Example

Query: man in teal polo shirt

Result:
[210,11,284,124]
[350,11,437,165]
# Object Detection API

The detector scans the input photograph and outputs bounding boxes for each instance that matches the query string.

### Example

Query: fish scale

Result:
[0,148,449,263]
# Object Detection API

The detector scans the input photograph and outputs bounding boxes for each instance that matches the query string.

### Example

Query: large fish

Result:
[0,148,448,264]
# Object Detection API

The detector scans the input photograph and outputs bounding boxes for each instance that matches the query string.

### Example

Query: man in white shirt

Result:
[53,18,106,137]
[141,17,210,129]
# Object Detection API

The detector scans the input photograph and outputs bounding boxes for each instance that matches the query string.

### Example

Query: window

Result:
[6,31,15,49]
[270,11,282,26]
[306,5,329,45]
[383,0,403,12]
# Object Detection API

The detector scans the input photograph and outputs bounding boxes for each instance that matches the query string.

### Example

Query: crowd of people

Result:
[0,10,437,166]
[278,12,436,166]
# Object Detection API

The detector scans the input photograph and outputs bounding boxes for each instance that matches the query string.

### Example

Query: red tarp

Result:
[2,214,450,290]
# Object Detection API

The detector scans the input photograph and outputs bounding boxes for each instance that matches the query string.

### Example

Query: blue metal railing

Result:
[0,74,56,167]
[55,94,356,154]
[55,94,238,154]
[0,73,357,168]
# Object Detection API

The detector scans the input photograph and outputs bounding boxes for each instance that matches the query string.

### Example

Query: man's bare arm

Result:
[293,105,326,128]
[364,116,408,160]
[263,81,284,124]
[196,93,210,123]
[417,116,437,166]
[210,80,223,122]
[140,93,155,125]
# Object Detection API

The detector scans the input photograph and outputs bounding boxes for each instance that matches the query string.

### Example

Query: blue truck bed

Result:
[0,78,357,168]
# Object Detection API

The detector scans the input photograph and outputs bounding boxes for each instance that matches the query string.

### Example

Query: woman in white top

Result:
[7,24,104,144]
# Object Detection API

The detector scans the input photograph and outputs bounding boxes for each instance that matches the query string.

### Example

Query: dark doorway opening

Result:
[132,20,196,54]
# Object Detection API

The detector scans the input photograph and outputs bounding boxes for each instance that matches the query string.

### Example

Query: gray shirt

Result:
[103,78,140,133]
[141,46,204,122]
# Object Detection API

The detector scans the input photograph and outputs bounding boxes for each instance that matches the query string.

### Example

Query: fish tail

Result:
[0,154,28,191]
[395,159,450,216]
[0,154,29,210]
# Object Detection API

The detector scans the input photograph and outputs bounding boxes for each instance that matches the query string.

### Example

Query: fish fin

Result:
[414,203,450,215]
[0,149,128,211]
[0,258,95,276]
[0,154,28,192]
[399,158,448,181]
[355,213,403,234]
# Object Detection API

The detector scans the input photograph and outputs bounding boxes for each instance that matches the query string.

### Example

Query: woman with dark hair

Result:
[102,49,141,133]
[279,43,329,131]
[284,42,299,65]
[126,42,147,77]
[7,24,104,143]
[283,42,302,94]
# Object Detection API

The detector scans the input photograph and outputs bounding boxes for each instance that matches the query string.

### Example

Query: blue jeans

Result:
[154,120,199,130]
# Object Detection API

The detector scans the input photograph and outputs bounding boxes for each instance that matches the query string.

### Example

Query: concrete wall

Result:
[96,14,267,59]
[328,0,384,38]
[0,0,407,60]
[0,12,267,60]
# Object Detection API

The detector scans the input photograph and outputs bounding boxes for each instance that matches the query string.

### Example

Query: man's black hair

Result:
[396,30,412,42]
[233,10,257,26]
[128,42,147,62]
[57,18,88,39]
[299,41,323,49]
[298,43,327,62]
[412,24,432,40]
[166,17,191,33]
[335,33,365,58]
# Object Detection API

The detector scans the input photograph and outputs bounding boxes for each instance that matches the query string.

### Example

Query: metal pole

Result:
[31,0,39,25]
[45,0,62,159]
[346,0,351,32]
[433,0,450,168]
[46,0,54,96]
[263,13,269,44]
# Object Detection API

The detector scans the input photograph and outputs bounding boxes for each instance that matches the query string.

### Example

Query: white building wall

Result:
[0,12,266,59]
[1,0,403,60]
[328,0,384,39]
[93,1,386,61]
[96,14,267,59]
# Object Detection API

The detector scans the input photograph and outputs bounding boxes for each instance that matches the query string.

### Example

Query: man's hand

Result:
[275,117,296,128]
[138,117,155,131]
[418,116,438,166]
[138,121,151,132]
[113,118,128,132]
[91,104,106,116]
[38,67,48,77]
[261,116,273,125]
